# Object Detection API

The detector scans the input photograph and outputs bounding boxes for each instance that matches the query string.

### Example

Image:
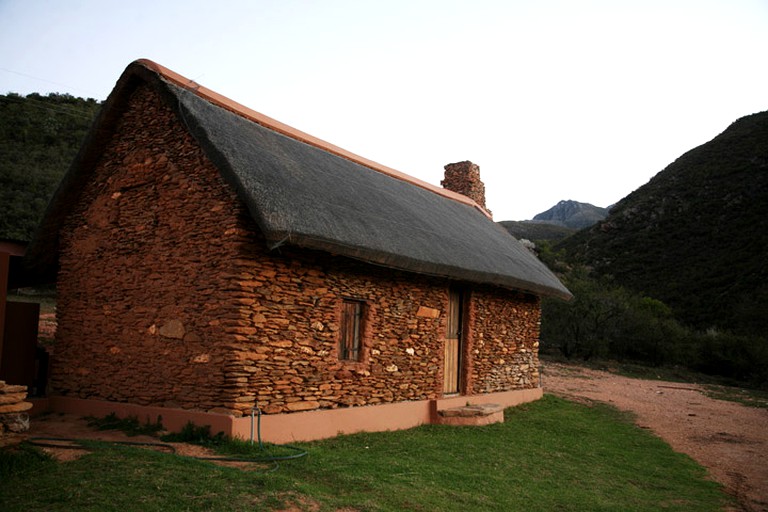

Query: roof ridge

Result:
[133,59,491,219]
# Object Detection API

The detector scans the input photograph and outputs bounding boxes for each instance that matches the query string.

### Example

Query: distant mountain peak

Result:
[532,200,608,229]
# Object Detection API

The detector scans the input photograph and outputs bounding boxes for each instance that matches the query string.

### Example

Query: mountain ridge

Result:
[532,199,609,229]
[499,200,608,242]
[557,109,768,335]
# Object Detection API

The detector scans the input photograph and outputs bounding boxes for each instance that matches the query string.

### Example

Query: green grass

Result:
[702,384,768,409]
[1,395,730,511]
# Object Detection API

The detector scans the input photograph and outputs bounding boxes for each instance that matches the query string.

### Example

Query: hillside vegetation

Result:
[498,220,575,242]
[557,110,768,336]
[498,200,607,242]
[542,111,768,387]
[0,93,100,241]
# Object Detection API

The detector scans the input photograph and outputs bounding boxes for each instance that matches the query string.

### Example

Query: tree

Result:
[0,92,101,240]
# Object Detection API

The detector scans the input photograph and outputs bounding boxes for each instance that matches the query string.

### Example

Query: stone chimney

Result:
[441,161,490,213]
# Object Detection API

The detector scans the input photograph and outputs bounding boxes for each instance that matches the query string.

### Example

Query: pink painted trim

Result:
[235,399,432,444]
[44,396,235,436]
[35,388,543,443]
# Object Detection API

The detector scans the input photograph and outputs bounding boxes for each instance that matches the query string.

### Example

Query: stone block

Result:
[0,393,28,405]
[438,403,503,418]
[285,400,320,412]
[0,402,33,414]
[0,412,30,433]
[416,306,441,318]
[159,319,185,339]
[437,403,504,426]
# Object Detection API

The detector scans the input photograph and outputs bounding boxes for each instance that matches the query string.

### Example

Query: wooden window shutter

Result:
[340,300,363,361]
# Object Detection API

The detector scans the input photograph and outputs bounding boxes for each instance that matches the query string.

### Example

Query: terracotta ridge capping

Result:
[134,59,491,219]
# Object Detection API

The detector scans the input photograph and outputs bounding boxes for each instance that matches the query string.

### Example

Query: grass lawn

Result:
[0,395,730,511]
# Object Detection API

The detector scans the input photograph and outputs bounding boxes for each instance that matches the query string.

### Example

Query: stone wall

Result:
[220,243,449,415]
[469,288,541,393]
[54,84,243,411]
[0,380,31,447]
[52,83,541,418]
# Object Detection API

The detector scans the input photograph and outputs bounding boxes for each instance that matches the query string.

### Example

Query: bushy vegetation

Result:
[498,220,575,242]
[538,243,768,388]
[0,92,100,241]
[540,111,768,388]
[556,110,768,337]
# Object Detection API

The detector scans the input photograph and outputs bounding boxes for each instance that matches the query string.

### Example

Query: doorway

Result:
[443,287,465,395]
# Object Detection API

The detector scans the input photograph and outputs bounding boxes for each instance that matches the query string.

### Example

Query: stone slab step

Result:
[438,403,503,418]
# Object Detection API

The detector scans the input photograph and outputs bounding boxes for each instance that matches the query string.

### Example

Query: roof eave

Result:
[265,231,573,300]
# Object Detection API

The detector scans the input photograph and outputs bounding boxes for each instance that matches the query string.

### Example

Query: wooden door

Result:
[443,287,464,394]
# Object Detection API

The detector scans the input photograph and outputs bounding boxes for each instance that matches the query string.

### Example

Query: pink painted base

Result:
[32,388,543,443]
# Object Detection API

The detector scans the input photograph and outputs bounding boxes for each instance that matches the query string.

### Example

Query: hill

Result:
[498,200,607,242]
[498,220,576,242]
[557,110,768,335]
[0,93,101,241]
[533,199,609,229]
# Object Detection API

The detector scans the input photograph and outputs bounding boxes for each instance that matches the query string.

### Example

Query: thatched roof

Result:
[26,60,571,300]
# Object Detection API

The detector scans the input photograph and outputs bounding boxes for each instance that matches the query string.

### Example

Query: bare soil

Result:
[26,413,266,470]
[542,361,768,512]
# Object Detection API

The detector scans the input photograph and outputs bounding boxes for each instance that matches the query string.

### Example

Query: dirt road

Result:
[542,362,768,512]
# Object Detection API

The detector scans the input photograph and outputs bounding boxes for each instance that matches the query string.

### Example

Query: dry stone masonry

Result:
[0,380,31,447]
[51,83,541,419]
[471,289,541,392]
[442,161,490,214]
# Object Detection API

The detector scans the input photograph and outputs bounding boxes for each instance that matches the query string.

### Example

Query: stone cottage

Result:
[26,60,571,442]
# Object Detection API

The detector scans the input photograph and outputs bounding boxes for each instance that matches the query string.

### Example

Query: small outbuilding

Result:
[26,60,571,441]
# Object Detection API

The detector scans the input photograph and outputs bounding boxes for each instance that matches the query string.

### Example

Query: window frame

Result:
[339,298,366,362]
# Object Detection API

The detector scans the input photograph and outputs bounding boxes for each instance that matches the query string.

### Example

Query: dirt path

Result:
[542,362,768,512]
[26,414,264,469]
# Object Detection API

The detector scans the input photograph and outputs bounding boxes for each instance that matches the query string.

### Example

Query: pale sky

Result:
[1,0,766,221]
